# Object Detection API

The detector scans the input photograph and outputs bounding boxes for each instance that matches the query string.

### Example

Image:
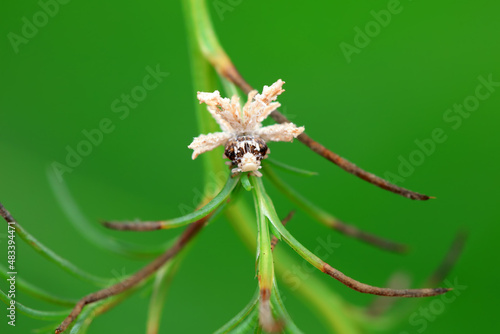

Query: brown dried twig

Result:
[320,263,450,297]
[216,61,430,201]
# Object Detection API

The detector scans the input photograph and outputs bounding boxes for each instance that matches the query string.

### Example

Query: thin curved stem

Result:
[253,186,282,333]
[0,202,110,286]
[183,0,224,182]
[102,174,239,231]
[264,166,407,253]
[251,176,450,298]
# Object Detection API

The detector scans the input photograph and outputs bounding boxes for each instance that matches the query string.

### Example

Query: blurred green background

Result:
[1,0,499,333]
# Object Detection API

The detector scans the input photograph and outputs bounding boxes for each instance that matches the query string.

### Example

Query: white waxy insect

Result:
[188,80,304,176]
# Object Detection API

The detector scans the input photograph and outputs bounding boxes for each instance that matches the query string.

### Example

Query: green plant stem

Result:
[251,176,325,271]
[183,0,235,80]
[253,183,277,331]
[183,0,225,183]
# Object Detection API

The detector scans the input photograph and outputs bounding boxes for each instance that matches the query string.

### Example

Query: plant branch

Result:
[55,213,210,333]
[253,186,282,333]
[251,176,450,297]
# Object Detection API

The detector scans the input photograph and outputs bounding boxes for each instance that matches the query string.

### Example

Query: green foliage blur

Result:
[1,0,499,333]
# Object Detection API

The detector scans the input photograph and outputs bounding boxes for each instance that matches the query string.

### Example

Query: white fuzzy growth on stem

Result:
[188,80,305,174]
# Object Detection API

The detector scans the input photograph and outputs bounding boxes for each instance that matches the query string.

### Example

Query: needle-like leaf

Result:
[103,174,239,231]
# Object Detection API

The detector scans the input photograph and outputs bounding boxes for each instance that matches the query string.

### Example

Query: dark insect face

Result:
[224,135,268,172]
